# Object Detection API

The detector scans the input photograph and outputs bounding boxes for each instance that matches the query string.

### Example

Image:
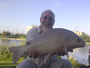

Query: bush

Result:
[68,56,81,68]
[0,45,25,62]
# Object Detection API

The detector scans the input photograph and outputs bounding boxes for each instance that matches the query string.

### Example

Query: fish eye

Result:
[77,38,81,42]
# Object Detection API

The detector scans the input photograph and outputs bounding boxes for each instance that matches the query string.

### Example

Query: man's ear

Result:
[40,17,41,21]
[52,19,55,26]
[53,19,55,25]
[40,17,42,24]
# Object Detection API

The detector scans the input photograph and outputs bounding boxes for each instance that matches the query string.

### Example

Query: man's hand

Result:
[29,48,67,58]
[28,49,42,58]
[56,48,66,56]
[27,41,42,58]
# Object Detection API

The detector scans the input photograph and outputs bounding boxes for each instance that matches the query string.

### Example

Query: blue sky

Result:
[0,0,90,34]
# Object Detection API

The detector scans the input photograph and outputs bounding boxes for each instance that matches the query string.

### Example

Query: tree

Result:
[2,31,6,36]
[80,32,90,42]
[5,31,11,36]
[68,56,81,68]
[1,31,6,37]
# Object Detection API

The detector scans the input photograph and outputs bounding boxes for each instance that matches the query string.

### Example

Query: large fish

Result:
[9,28,85,63]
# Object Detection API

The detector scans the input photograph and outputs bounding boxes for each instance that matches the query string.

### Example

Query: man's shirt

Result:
[26,26,41,43]
[26,26,47,66]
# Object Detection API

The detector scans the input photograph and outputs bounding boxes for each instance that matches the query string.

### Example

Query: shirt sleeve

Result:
[26,27,38,44]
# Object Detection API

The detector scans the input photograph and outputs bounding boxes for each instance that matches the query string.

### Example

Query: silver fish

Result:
[9,28,85,63]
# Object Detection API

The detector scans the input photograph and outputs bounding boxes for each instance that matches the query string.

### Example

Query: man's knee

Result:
[16,59,35,68]
[52,58,71,68]
[48,58,71,68]
[60,58,72,68]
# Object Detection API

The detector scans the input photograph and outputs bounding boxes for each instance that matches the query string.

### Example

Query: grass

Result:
[0,61,18,68]
[0,38,26,40]
[0,66,16,68]
[86,42,90,45]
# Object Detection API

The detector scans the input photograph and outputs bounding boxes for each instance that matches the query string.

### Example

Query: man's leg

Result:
[16,58,36,68]
[48,58,72,68]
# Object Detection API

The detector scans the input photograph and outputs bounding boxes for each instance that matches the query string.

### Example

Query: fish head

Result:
[66,32,85,52]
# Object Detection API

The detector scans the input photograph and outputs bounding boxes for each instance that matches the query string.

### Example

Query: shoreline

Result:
[0,38,26,40]
[86,42,90,45]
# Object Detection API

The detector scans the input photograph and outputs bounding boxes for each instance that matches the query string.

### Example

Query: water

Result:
[0,39,90,65]
[69,44,90,65]
[0,39,26,47]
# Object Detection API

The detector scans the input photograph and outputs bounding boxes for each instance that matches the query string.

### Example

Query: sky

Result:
[0,0,90,34]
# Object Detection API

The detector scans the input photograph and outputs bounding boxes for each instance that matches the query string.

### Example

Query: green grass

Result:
[0,66,16,68]
[0,61,18,68]
[0,38,26,40]
[86,42,90,45]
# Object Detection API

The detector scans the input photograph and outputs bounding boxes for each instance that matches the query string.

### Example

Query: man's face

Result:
[40,11,55,28]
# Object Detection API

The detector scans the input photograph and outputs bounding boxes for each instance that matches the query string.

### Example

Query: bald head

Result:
[41,10,55,18]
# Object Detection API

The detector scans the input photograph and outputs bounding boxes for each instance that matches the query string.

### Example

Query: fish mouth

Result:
[68,49,73,52]
[64,47,73,57]
[67,42,86,52]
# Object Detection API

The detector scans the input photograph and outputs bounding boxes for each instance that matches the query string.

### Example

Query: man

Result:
[16,10,72,68]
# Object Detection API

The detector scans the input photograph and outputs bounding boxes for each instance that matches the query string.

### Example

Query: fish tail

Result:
[9,46,23,63]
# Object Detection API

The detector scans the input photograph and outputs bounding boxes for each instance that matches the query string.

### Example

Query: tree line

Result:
[0,31,26,39]
[0,30,90,42]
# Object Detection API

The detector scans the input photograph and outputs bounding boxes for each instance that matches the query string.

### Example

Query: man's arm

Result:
[26,28,41,58]
[26,28,35,45]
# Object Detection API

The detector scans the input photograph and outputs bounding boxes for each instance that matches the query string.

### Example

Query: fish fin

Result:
[64,47,69,57]
[9,46,23,63]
